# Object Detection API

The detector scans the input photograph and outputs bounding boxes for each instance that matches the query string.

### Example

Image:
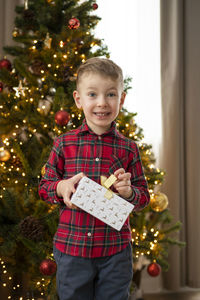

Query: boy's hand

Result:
[56,172,84,208]
[113,168,133,199]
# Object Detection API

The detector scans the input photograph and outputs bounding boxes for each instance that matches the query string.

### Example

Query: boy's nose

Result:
[97,96,107,106]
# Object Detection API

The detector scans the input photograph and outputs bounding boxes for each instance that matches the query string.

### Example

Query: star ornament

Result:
[13,80,28,98]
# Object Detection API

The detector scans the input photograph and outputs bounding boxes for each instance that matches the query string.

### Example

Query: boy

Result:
[38,57,150,300]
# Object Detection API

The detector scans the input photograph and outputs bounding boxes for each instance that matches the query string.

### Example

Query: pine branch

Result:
[159,237,186,247]
[12,140,32,174]
[14,59,38,85]
[160,221,183,234]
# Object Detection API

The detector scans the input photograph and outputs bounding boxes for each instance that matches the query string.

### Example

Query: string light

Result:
[59,41,64,47]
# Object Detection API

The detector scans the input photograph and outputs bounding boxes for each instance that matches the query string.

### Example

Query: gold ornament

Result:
[12,28,19,37]
[150,192,169,212]
[44,32,52,49]
[41,164,46,176]
[0,149,11,162]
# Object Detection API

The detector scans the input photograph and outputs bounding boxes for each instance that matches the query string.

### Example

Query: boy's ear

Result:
[119,91,126,110]
[73,90,82,109]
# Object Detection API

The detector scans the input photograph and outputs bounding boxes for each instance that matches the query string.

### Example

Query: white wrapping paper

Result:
[71,176,134,231]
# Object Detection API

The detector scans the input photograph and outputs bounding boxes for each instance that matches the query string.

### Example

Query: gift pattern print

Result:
[71,176,134,231]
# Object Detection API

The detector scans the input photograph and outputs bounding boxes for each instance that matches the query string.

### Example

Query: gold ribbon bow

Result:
[101,174,117,200]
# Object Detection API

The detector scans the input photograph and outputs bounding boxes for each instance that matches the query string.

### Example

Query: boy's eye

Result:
[88,92,96,97]
[107,92,116,97]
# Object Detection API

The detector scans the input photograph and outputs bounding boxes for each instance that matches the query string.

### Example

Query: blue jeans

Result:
[53,244,133,300]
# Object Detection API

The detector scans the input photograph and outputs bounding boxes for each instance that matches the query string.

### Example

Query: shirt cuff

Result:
[47,180,63,204]
[125,189,135,202]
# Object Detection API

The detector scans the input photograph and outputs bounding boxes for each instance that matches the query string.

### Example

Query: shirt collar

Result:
[76,119,119,137]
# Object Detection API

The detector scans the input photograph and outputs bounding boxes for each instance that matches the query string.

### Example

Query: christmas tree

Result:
[0,0,184,298]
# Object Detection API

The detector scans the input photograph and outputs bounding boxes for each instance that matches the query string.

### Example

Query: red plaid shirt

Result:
[38,120,150,258]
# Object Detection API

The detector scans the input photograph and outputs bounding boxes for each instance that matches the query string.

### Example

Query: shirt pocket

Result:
[108,154,129,174]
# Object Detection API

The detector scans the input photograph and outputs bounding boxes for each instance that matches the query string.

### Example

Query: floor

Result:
[143,291,200,300]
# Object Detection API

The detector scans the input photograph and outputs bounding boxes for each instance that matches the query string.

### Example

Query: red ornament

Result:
[0,82,3,92]
[68,17,80,29]
[55,110,70,126]
[92,3,98,10]
[39,259,57,276]
[147,262,161,277]
[0,58,12,71]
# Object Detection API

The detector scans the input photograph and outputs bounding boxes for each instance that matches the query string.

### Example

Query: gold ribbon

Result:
[101,174,117,200]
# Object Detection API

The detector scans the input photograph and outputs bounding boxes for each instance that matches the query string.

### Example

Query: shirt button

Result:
[87,232,92,237]
[98,136,101,140]
[95,157,100,162]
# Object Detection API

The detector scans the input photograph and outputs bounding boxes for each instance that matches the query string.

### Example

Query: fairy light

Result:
[146,149,152,155]
[53,54,57,58]
[150,242,155,250]
[59,40,64,47]
[63,54,67,59]
[48,63,51,67]
[155,231,159,236]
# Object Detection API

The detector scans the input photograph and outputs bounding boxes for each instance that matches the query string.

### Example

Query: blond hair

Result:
[76,57,124,89]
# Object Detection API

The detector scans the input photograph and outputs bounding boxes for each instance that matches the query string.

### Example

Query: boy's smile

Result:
[73,73,126,135]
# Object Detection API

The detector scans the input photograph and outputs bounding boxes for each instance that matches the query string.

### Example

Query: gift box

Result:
[71,175,134,231]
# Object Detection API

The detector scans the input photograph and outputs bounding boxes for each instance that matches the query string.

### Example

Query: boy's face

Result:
[73,73,126,135]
